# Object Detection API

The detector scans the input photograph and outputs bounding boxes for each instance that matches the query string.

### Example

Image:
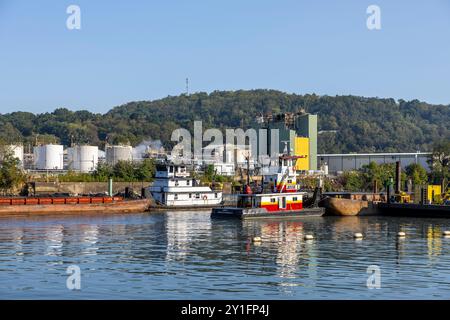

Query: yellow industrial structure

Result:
[294,137,309,171]
[427,185,442,203]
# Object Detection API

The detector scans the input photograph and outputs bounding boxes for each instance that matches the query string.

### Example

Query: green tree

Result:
[429,139,450,188]
[135,159,155,181]
[0,150,26,194]
[405,163,428,186]
[204,164,215,181]
[1,90,449,153]
[93,162,114,181]
[113,160,137,181]
[340,171,364,191]
[361,162,396,190]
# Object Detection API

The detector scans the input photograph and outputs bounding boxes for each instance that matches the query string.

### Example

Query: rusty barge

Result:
[0,196,152,216]
[319,192,381,216]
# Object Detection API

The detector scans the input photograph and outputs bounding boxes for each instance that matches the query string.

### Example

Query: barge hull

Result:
[377,203,450,218]
[319,197,379,216]
[0,199,152,216]
[211,207,325,219]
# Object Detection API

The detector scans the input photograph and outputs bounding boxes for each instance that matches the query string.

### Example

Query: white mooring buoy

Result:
[304,234,314,241]
[354,233,363,239]
[397,232,406,237]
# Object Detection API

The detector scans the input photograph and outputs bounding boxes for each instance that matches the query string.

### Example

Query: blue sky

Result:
[0,0,449,114]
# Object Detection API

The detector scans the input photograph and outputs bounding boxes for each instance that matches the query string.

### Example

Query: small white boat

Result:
[148,162,223,208]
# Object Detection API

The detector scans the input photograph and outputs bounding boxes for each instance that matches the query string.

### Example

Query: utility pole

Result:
[246,155,250,186]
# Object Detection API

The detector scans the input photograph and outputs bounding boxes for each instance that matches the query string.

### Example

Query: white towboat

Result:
[148,162,223,208]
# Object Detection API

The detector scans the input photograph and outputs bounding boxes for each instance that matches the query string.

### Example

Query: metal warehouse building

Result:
[318,152,432,174]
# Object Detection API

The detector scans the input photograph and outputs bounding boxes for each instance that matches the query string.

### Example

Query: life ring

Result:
[202,195,208,200]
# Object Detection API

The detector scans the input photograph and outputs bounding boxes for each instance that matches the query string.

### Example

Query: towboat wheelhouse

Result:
[263,155,301,193]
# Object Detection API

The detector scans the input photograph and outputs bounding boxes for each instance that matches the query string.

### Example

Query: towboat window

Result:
[215,193,218,198]
[287,179,292,183]
[169,166,174,173]
[270,198,276,203]
[174,194,178,200]
[293,197,298,201]
[195,193,200,199]
[175,180,179,186]
[186,179,190,185]
[189,193,192,198]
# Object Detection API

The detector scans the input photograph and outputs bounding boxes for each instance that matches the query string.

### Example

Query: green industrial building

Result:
[257,111,318,170]
[295,113,317,171]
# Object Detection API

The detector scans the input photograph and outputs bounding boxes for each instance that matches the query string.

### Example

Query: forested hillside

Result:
[0,90,449,153]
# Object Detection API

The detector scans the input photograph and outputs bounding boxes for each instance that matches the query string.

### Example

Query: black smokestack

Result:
[395,161,401,194]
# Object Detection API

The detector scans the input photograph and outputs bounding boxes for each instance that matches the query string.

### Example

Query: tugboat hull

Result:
[150,203,222,210]
[211,207,325,219]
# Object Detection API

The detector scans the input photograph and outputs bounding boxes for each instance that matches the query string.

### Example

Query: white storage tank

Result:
[33,144,64,170]
[67,145,99,172]
[0,145,24,166]
[105,145,133,165]
[10,145,24,165]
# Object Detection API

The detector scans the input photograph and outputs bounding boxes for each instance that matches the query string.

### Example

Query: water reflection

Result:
[242,220,318,294]
[427,224,442,259]
[80,225,99,256]
[44,225,64,257]
[11,228,24,258]
[1,214,450,299]
[165,211,211,262]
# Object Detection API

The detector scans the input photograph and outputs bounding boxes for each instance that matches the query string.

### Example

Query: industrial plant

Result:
[0,110,437,178]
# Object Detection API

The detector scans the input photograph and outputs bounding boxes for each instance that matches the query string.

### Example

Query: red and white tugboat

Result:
[211,155,324,219]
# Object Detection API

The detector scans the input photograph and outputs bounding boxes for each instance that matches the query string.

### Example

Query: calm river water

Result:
[1,211,450,299]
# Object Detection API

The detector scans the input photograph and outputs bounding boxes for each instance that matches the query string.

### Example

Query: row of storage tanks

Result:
[2,144,134,172]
